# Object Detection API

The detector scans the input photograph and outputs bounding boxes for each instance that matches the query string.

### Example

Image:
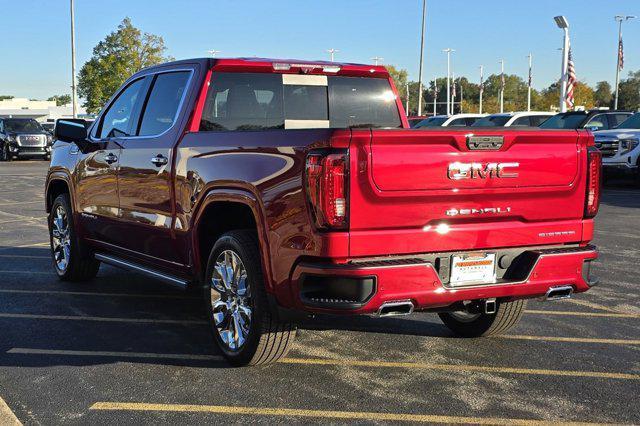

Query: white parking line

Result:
[0,289,196,300]
[7,348,221,361]
[0,313,207,325]
[0,395,22,426]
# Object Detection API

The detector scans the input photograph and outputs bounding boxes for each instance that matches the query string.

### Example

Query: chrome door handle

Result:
[151,154,168,167]
[104,152,118,164]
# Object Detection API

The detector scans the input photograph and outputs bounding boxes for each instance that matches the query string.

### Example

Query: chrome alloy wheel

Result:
[210,250,252,351]
[51,205,71,272]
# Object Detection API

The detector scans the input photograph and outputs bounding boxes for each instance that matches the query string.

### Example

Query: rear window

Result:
[415,116,448,127]
[4,119,43,133]
[616,113,640,129]
[539,113,586,129]
[471,115,510,127]
[200,72,401,131]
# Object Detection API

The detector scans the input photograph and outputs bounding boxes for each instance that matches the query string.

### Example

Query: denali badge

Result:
[447,162,519,180]
[446,207,512,216]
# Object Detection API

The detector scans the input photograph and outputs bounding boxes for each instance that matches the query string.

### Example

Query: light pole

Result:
[499,59,504,113]
[479,65,484,114]
[405,82,410,114]
[527,53,532,111]
[207,49,221,57]
[433,77,438,115]
[70,0,78,118]
[554,16,570,113]
[417,0,427,116]
[443,48,454,116]
[614,15,636,109]
[371,56,384,66]
[326,48,339,62]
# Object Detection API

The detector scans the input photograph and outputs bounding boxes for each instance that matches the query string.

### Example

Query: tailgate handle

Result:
[467,135,504,150]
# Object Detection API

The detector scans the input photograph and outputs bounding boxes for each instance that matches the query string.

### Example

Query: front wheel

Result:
[48,194,100,281]
[438,299,527,337]
[0,145,11,162]
[204,230,296,366]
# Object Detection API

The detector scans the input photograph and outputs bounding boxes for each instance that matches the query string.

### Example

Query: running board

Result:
[94,253,189,289]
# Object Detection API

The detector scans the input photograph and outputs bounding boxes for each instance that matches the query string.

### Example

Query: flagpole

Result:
[499,59,504,113]
[451,71,456,115]
[479,65,483,114]
[614,15,636,109]
[460,77,463,113]
[433,78,437,115]
[417,0,427,116]
[443,48,454,116]
[405,83,410,115]
[527,53,532,112]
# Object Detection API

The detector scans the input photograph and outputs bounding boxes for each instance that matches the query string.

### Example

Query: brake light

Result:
[585,147,602,218]
[306,152,348,229]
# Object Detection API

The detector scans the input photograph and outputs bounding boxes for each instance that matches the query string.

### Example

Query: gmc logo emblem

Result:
[447,162,519,180]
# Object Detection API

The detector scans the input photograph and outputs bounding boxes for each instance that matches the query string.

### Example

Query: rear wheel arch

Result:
[193,190,271,287]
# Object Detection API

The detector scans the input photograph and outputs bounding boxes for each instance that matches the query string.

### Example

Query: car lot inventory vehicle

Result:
[594,112,640,182]
[46,58,601,366]
[407,115,431,127]
[540,109,632,131]
[472,112,554,127]
[0,118,53,161]
[414,113,485,128]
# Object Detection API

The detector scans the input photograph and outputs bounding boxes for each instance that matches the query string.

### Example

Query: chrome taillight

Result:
[585,146,602,218]
[305,151,348,229]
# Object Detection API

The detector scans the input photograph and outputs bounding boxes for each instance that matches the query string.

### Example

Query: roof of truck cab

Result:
[138,57,391,78]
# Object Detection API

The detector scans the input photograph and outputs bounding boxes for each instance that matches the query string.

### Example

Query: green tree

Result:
[385,65,409,112]
[617,70,640,110]
[78,18,172,113]
[47,94,72,106]
[536,81,595,111]
[594,81,612,107]
[0,95,13,101]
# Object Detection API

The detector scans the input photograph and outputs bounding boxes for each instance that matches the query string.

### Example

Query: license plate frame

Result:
[449,252,497,287]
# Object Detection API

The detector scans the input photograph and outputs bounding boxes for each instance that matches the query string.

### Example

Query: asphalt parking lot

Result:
[0,161,638,425]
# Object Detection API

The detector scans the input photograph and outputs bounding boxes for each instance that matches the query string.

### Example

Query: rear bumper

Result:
[288,245,598,315]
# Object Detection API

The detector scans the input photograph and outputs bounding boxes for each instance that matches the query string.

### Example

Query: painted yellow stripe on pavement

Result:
[89,402,603,425]
[0,396,22,426]
[525,309,640,319]
[0,289,196,300]
[7,348,221,361]
[501,335,640,345]
[566,298,639,316]
[280,357,640,381]
[0,313,206,325]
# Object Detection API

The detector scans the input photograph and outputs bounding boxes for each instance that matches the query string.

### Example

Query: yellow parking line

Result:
[7,348,221,361]
[0,396,22,426]
[501,335,640,345]
[89,402,602,425]
[525,309,640,319]
[0,201,42,206]
[0,289,196,300]
[566,298,638,316]
[280,357,640,381]
[0,313,206,325]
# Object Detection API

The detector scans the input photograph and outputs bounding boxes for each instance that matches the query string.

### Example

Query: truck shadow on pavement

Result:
[0,247,453,369]
[601,181,640,209]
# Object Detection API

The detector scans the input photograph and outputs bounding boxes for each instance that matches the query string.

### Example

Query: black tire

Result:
[438,299,527,337]
[48,193,100,282]
[204,230,296,366]
[0,145,12,162]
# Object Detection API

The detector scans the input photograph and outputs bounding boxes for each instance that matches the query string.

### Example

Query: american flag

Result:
[618,38,624,70]
[565,47,576,109]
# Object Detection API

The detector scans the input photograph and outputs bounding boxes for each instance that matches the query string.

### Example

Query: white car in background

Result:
[414,113,486,128]
[472,111,555,127]
[594,112,640,183]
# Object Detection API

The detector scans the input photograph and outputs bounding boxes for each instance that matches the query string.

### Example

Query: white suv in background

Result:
[594,112,640,183]
[472,111,555,127]
[414,113,486,128]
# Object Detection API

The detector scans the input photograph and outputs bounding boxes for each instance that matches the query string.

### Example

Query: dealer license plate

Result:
[449,252,497,287]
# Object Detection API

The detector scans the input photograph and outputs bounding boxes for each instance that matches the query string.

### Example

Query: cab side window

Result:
[97,79,145,138]
[586,114,608,131]
[138,71,191,136]
[512,116,531,126]
[449,118,467,127]
[530,116,550,127]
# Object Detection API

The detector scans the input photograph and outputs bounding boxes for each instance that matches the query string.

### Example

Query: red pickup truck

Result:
[47,58,600,366]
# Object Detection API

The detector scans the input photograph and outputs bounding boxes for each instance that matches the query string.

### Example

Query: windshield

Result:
[4,119,43,133]
[539,113,585,129]
[200,73,402,131]
[415,117,448,128]
[471,115,510,127]
[616,113,640,129]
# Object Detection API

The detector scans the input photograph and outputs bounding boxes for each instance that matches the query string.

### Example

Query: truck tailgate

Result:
[348,129,589,257]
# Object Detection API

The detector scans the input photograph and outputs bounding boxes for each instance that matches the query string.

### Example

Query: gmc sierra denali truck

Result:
[46,58,600,366]
[0,118,53,161]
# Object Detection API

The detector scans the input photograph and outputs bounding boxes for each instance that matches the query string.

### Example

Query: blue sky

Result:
[2,0,639,100]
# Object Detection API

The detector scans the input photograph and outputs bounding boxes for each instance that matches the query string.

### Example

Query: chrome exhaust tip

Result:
[543,285,573,301]
[377,300,414,317]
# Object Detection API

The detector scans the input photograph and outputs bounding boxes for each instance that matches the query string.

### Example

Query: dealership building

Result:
[0,98,88,122]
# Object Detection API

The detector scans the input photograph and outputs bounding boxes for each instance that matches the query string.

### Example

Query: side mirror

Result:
[54,119,89,143]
